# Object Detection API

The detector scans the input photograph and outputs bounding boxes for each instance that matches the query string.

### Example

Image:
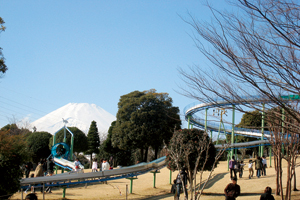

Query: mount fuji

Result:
[30,103,116,135]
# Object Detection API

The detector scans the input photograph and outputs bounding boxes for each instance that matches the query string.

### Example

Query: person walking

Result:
[229,156,237,180]
[260,186,275,200]
[255,156,263,178]
[176,168,188,200]
[248,160,254,179]
[262,156,267,176]
[224,177,240,200]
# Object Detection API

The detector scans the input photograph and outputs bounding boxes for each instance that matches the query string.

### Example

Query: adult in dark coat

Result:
[229,156,237,179]
[260,187,275,200]
[224,177,240,200]
[47,157,55,176]
[255,156,263,178]
[176,168,188,200]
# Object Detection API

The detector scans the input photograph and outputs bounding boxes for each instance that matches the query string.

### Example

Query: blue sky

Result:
[0,0,240,130]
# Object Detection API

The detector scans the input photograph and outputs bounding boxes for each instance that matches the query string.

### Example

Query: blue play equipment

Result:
[51,142,70,160]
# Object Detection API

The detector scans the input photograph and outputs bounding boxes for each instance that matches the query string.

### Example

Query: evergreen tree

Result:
[27,131,52,163]
[86,121,100,167]
[102,121,133,166]
[112,89,181,162]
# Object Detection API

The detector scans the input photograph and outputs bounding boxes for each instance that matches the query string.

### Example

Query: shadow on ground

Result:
[139,192,174,200]
[195,172,228,191]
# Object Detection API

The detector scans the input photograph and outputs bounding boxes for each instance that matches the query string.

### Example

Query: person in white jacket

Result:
[102,158,110,184]
[102,158,110,171]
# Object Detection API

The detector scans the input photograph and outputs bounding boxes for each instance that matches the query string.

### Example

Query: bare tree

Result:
[167,129,228,200]
[267,106,300,199]
[179,1,300,199]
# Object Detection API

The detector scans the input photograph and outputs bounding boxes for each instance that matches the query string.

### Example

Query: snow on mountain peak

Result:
[30,103,116,135]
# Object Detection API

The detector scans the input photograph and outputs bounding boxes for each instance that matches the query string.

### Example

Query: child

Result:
[248,160,254,179]
[170,179,177,194]
[74,158,81,172]
[92,158,98,172]
[239,161,245,178]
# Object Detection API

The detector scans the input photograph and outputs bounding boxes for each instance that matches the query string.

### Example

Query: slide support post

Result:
[261,103,265,157]
[282,108,285,155]
[70,136,74,160]
[126,177,137,194]
[169,170,172,184]
[230,105,235,159]
[62,186,67,198]
[151,170,160,188]
[217,121,222,145]
[205,108,208,132]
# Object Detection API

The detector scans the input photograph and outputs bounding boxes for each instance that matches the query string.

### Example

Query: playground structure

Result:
[51,124,84,170]
[19,122,167,200]
[184,95,300,165]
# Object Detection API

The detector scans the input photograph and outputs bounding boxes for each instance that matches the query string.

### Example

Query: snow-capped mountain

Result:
[30,103,116,135]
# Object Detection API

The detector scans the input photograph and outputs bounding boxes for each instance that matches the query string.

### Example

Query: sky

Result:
[0,0,242,131]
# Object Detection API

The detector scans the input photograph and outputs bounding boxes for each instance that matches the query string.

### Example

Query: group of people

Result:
[170,168,188,200]
[170,164,274,200]
[91,158,112,172]
[24,157,55,194]
[229,156,267,180]
[225,155,272,200]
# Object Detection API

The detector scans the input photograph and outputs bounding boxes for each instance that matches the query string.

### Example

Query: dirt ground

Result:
[12,157,300,200]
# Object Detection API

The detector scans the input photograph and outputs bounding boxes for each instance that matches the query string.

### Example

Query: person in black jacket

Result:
[260,187,275,200]
[224,177,240,200]
[176,168,188,200]
[42,159,47,176]
[24,161,33,178]
[45,157,55,193]
[47,157,55,176]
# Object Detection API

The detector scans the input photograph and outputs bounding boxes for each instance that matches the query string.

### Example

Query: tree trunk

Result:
[140,148,144,162]
[293,168,298,191]
[144,147,148,162]
[286,159,291,200]
[275,154,280,196]
[279,154,283,200]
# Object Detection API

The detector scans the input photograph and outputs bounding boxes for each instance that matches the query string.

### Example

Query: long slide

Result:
[183,96,286,149]
[20,156,166,190]
[53,157,84,171]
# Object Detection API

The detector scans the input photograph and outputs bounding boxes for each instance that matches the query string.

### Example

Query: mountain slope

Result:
[30,103,116,134]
